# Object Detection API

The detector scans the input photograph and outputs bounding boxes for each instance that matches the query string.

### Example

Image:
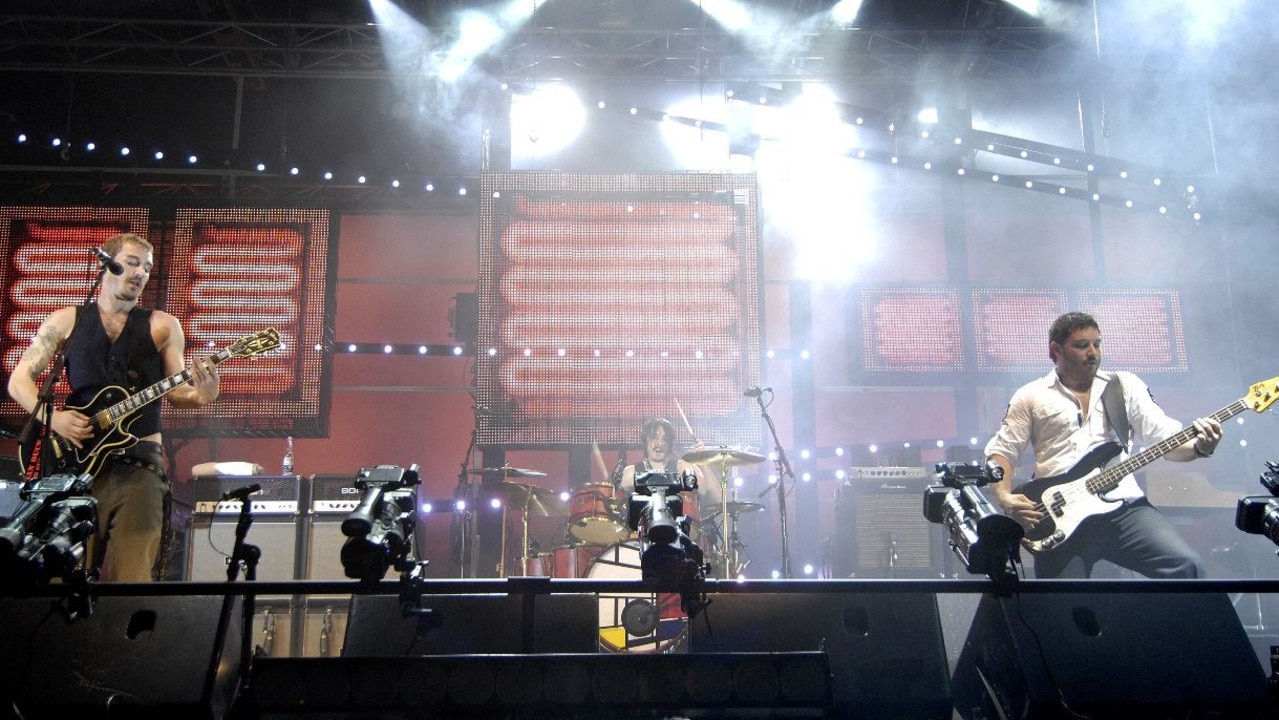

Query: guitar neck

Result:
[103,349,234,420]
[1087,399,1248,496]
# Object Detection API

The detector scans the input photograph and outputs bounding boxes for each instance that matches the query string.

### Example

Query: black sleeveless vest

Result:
[65,304,164,438]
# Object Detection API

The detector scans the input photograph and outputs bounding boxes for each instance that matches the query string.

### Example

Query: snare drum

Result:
[586,541,686,653]
[569,483,629,545]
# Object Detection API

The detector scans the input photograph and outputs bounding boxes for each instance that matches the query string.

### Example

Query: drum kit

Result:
[469,445,767,583]
[469,446,766,652]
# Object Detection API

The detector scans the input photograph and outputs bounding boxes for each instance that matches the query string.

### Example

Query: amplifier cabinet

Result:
[831,467,948,578]
[186,513,303,586]
[191,474,301,515]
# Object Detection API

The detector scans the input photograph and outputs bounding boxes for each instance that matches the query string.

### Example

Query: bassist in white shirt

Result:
[984,311,1222,579]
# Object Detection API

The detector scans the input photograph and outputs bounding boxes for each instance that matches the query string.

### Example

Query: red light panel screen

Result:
[861,286,1188,375]
[859,287,965,372]
[164,208,333,436]
[0,206,152,427]
[476,172,763,447]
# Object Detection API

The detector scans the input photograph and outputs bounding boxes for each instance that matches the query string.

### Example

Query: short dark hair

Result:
[1050,312,1099,345]
[641,418,676,446]
[1049,312,1099,360]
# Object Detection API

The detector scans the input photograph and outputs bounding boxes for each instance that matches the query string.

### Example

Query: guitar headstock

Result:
[228,328,282,358]
[1248,376,1279,413]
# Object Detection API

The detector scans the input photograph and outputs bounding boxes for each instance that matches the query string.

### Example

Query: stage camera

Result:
[923,461,1023,581]
[341,464,421,582]
[627,471,707,608]
[1235,461,1279,546]
[0,473,97,585]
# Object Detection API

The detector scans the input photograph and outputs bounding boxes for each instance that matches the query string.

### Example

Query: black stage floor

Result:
[1,578,1277,720]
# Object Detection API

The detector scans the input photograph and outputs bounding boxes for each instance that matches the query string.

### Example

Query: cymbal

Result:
[681,447,766,467]
[705,501,765,522]
[468,465,547,478]
[493,481,565,516]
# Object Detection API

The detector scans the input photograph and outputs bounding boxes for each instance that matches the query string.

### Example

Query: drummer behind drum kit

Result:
[468,445,766,652]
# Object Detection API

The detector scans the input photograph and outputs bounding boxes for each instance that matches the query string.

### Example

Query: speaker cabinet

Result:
[186,514,301,587]
[952,592,1272,719]
[688,592,952,720]
[299,597,350,658]
[831,469,947,578]
[304,514,349,583]
[343,594,598,656]
[0,595,242,719]
[245,597,296,659]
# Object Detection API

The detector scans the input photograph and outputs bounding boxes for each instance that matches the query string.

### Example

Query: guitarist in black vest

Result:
[7,232,220,581]
[984,312,1222,579]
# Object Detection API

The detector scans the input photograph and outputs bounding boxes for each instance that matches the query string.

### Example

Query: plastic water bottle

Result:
[282,436,295,475]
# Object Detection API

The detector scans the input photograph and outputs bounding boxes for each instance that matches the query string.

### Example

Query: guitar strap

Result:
[1100,372,1131,451]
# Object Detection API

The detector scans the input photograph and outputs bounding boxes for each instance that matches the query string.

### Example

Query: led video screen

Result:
[476,172,763,448]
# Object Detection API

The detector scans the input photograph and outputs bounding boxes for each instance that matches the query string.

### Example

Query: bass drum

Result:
[585,541,686,653]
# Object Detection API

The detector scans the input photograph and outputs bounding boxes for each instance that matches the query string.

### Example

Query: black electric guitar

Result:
[1017,375,1279,554]
[21,328,281,478]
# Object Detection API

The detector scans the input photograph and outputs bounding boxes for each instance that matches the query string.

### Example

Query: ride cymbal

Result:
[681,447,766,466]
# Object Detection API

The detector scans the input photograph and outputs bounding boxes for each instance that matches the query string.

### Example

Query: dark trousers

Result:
[1031,497,1204,579]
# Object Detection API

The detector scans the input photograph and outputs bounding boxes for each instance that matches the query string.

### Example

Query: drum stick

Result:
[590,441,610,482]
[674,398,701,445]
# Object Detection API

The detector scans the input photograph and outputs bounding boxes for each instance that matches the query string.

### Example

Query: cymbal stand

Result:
[715,457,731,579]
[518,491,534,575]
[497,468,509,578]
[754,391,794,578]
[724,490,752,577]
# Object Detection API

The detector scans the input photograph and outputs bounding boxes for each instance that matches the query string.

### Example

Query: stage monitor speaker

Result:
[186,514,301,586]
[952,591,1272,719]
[0,594,242,719]
[688,592,952,720]
[831,468,947,578]
[343,594,598,656]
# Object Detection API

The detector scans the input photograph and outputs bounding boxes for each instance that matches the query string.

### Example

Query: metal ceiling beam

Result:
[0,15,1083,83]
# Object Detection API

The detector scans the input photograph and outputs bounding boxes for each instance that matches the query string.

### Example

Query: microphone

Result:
[743,386,771,398]
[93,247,123,275]
[221,483,261,502]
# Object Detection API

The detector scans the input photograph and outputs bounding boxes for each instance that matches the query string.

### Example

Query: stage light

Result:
[458,187,466,195]
[417,346,427,354]
[187,154,196,164]
[290,167,300,175]
[830,0,865,25]
[991,174,1000,182]
[16,133,26,143]
[87,143,96,151]
[1120,170,1128,178]
[255,163,266,171]
[154,151,164,160]
[357,175,367,183]
[120,147,131,156]
[51,138,62,147]
[383,345,393,354]
[324,171,333,180]
[425,183,434,191]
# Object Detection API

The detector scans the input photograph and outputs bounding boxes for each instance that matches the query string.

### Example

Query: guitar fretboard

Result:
[96,348,236,426]
[1085,399,1247,496]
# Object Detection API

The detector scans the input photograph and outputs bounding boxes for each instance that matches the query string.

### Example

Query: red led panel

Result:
[859,288,964,372]
[973,289,1070,371]
[0,206,151,428]
[163,208,333,436]
[1078,289,1187,372]
[476,172,762,447]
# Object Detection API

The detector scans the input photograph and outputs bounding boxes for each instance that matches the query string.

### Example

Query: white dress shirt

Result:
[984,370,1184,501]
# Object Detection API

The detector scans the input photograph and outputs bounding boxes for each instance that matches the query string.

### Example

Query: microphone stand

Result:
[15,262,110,479]
[453,411,481,578]
[754,391,794,579]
